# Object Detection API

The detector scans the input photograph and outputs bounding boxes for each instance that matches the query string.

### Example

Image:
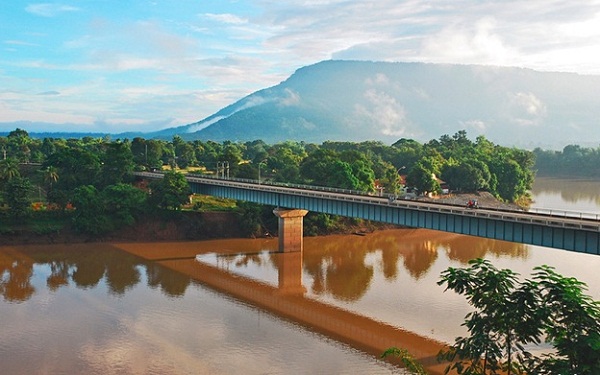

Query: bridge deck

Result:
[135,172,600,254]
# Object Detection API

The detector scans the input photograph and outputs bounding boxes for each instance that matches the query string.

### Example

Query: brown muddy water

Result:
[2,177,600,374]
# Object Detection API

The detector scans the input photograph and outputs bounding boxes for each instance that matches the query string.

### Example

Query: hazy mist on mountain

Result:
[153,60,600,149]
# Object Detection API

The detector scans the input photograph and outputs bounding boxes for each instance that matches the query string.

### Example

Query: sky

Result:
[1,0,600,134]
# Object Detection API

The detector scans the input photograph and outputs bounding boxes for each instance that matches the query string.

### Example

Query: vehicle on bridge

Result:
[466,199,479,209]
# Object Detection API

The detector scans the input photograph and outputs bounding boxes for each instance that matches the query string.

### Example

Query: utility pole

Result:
[217,161,229,178]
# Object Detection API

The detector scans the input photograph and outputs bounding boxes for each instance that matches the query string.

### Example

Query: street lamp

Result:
[258,159,267,184]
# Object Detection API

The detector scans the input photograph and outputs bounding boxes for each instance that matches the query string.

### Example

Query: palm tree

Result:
[44,166,59,187]
[0,158,20,181]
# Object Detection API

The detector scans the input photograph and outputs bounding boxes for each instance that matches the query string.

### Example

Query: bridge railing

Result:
[525,207,600,221]
[134,171,600,225]
[164,171,377,199]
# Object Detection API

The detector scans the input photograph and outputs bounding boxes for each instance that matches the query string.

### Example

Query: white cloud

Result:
[420,17,516,65]
[4,40,39,47]
[203,13,248,25]
[279,88,301,106]
[461,119,487,132]
[508,92,547,126]
[354,89,411,137]
[25,3,79,17]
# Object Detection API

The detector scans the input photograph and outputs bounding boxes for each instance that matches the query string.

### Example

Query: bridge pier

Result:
[273,208,308,253]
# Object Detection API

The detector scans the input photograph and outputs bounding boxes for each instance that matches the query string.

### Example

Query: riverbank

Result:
[0,211,397,246]
[0,211,243,246]
[0,192,517,246]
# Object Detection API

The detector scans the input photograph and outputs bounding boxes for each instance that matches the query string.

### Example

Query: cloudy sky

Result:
[2,0,600,133]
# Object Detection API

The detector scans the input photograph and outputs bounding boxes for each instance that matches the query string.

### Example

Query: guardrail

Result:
[134,171,600,231]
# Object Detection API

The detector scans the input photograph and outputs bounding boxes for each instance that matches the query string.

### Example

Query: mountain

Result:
[151,60,600,149]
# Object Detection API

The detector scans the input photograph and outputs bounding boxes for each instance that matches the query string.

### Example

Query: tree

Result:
[442,161,490,193]
[43,165,59,192]
[45,148,101,192]
[0,158,20,182]
[6,128,32,162]
[71,185,111,235]
[219,142,244,176]
[71,184,147,235]
[328,160,361,190]
[489,159,529,202]
[340,150,375,192]
[438,259,600,375]
[148,171,191,210]
[3,176,32,219]
[299,148,338,185]
[406,162,440,195]
[531,266,600,374]
[101,183,147,226]
[99,141,135,187]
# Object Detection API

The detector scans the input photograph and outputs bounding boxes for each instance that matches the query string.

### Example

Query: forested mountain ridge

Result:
[151,60,600,149]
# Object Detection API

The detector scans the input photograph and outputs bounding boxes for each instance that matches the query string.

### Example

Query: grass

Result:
[187,194,238,212]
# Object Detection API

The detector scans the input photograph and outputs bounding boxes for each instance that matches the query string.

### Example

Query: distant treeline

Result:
[1,128,534,202]
[533,145,600,178]
[0,127,540,237]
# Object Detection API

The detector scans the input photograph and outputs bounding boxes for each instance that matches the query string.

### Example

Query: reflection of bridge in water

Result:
[127,245,449,375]
[136,172,600,255]
[115,229,532,375]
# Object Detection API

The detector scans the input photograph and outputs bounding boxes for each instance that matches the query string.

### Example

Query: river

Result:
[1,177,599,375]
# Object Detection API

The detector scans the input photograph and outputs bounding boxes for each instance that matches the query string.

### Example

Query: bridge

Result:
[135,172,600,255]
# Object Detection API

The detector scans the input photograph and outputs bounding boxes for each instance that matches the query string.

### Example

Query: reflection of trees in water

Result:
[533,178,600,205]
[47,261,71,291]
[0,231,528,303]
[71,253,106,289]
[0,251,35,302]
[146,262,190,297]
[303,229,528,301]
[104,252,142,296]
[323,253,374,302]
[442,236,528,264]
[215,252,275,270]
[304,236,374,302]
[0,246,192,302]
[401,240,439,280]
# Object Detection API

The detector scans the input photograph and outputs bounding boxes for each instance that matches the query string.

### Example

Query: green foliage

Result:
[1,129,537,225]
[300,148,375,191]
[534,144,600,178]
[0,158,21,181]
[3,176,32,219]
[190,195,237,212]
[99,141,135,187]
[442,161,490,192]
[148,171,192,210]
[236,201,265,237]
[45,147,102,199]
[71,184,148,236]
[304,212,337,236]
[531,266,600,374]
[382,347,428,375]
[406,161,440,195]
[438,259,600,375]
[489,158,531,202]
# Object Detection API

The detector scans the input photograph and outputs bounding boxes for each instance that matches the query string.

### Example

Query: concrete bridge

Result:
[135,172,600,255]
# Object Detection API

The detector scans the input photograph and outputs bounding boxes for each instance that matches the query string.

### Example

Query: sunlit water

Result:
[2,177,600,375]
[531,177,600,214]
